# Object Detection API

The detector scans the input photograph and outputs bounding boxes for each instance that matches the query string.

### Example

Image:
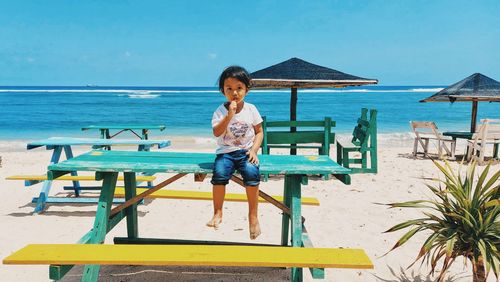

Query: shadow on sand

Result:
[61,265,291,281]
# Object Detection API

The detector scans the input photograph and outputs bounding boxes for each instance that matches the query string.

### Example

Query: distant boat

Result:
[86,84,98,87]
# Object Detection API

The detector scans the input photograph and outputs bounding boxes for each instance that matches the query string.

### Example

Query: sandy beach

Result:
[0,137,497,282]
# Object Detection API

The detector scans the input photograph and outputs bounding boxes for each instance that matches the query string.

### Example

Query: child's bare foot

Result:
[206,214,222,229]
[249,220,261,240]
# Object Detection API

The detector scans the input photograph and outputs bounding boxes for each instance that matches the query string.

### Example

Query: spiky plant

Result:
[384,161,499,282]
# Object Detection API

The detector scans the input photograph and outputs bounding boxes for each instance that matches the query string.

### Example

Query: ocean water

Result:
[0,86,498,140]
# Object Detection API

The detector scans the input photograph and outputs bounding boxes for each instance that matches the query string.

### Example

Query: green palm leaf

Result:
[384,161,499,281]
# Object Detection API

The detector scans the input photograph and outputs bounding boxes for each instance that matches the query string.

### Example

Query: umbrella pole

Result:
[471,100,478,133]
[290,88,297,155]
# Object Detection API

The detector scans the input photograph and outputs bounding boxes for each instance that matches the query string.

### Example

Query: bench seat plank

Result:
[6,175,156,182]
[113,188,320,206]
[3,244,373,269]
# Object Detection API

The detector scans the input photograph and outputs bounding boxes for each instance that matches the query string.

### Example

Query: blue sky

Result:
[1,0,499,86]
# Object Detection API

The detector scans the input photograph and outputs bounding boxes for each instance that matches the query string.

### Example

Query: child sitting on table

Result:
[208,66,263,240]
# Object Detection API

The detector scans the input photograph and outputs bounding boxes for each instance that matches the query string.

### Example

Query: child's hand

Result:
[228,101,237,117]
[246,150,259,165]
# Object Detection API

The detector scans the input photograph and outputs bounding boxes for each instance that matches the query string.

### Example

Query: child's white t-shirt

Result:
[211,102,263,154]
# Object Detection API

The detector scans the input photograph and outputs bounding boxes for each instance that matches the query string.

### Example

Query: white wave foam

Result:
[0,87,444,94]
[128,94,160,99]
[410,88,444,92]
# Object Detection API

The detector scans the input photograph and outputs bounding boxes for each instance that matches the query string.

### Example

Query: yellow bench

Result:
[114,188,320,206]
[3,243,373,269]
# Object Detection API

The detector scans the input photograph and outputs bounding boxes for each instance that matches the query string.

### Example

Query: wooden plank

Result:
[4,244,374,269]
[113,188,320,206]
[267,131,326,144]
[82,125,166,131]
[6,175,156,181]
[48,151,351,175]
[27,137,170,149]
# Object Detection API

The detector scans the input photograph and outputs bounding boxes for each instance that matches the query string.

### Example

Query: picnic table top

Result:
[81,125,166,131]
[443,131,474,139]
[27,137,171,150]
[48,150,351,175]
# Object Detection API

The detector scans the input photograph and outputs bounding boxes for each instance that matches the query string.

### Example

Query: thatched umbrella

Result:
[250,57,378,121]
[420,73,500,132]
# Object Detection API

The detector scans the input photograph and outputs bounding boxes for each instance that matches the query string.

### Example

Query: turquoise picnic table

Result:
[45,150,352,282]
[81,124,166,140]
[24,137,170,213]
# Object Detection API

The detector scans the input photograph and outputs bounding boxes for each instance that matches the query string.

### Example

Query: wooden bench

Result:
[113,187,320,206]
[261,117,335,180]
[3,244,373,280]
[336,108,377,174]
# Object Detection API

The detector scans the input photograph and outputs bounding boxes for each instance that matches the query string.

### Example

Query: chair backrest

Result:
[351,108,377,151]
[410,121,443,140]
[472,119,500,142]
[261,117,335,146]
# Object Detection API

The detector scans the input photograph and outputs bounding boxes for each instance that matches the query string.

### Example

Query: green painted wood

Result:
[266,120,332,127]
[266,131,332,144]
[124,172,138,239]
[337,108,378,174]
[261,116,335,181]
[82,172,118,282]
[34,146,63,213]
[49,265,72,280]
[442,131,474,140]
[48,151,350,175]
[302,226,325,279]
[82,125,166,131]
[113,237,279,247]
[281,177,291,246]
[289,175,303,282]
[82,125,166,140]
[27,137,170,149]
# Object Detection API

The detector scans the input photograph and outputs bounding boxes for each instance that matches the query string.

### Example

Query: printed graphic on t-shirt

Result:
[224,121,250,147]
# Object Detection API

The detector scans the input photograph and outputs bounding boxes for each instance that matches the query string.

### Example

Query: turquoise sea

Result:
[0,86,498,140]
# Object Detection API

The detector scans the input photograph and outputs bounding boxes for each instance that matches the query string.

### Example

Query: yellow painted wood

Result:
[6,175,156,182]
[3,244,373,269]
[113,188,320,206]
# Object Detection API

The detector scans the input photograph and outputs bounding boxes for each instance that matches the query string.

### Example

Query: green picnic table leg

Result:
[62,145,81,197]
[287,174,303,282]
[82,172,118,282]
[124,172,138,238]
[34,146,63,213]
[280,177,291,246]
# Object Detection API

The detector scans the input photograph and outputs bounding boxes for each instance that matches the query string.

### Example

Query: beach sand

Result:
[0,137,497,282]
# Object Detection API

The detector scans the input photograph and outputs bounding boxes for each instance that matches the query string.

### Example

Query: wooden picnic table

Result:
[24,137,170,213]
[44,150,352,282]
[81,124,166,140]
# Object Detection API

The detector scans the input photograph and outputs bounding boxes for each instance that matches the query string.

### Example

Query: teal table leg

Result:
[281,176,291,246]
[34,146,63,213]
[138,145,154,188]
[82,172,118,282]
[124,172,138,238]
[62,145,81,197]
[288,174,303,282]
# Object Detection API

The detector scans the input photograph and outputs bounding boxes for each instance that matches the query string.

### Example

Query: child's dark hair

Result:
[218,66,251,93]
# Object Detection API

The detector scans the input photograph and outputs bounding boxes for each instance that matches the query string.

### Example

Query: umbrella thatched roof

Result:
[250,57,377,89]
[421,73,500,102]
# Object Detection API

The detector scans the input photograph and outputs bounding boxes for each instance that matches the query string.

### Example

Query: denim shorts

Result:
[211,149,260,187]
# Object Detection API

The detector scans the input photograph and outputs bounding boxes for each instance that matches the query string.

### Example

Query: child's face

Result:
[222,77,248,104]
